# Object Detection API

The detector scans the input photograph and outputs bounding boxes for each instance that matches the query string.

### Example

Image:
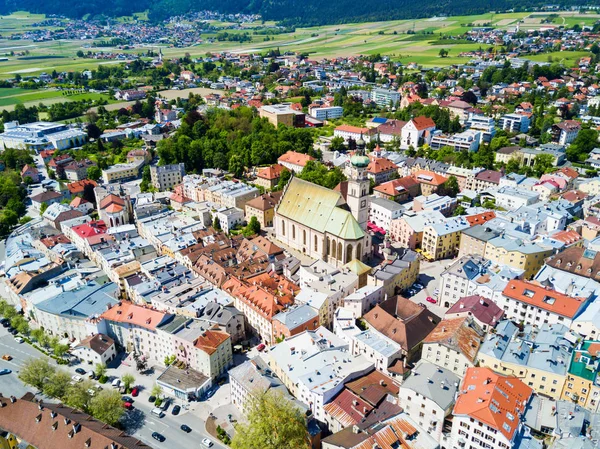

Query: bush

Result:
[99,375,108,384]
[155,398,163,407]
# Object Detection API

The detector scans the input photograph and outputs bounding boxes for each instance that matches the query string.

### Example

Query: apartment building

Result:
[259,104,305,128]
[151,163,186,191]
[498,279,590,328]
[368,196,403,232]
[451,367,533,449]
[422,217,470,261]
[561,340,600,412]
[430,129,481,152]
[277,150,315,173]
[390,210,445,250]
[102,159,144,183]
[499,113,531,133]
[466,114,496,143]
[422,317,485,377]
[244,191,283,228]
[368,250,420,298]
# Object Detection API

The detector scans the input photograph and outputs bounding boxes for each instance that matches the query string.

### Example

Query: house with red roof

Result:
[367,157,398,185]
[277,151,315,174]
[255,163,286,190]
[450,367,533,449]
[400,116,436,149]
[445,295,504,332]
[20,164,40,183]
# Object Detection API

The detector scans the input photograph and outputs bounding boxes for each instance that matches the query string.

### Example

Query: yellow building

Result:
[368,251,419,297]
[561,341,600,412]
[244,191,282,228]
[477,321,574,400]
[259,104,302,128]
[0,432,19,449]
[421,217,470,261]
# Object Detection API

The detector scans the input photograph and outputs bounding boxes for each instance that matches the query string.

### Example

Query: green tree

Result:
[140,165,152,192]
[213,216,222,231]
[30,328,47,346]
[506,157,521,174]
[567,128,600,162]
[440,175,460,198]
[87,166,101,181]
[274,168,292,191]
[121,373,135,392]
[244,216,261,237]
[43,370,71,399]
[65,381,94,411]
[439,48,449,58]
[19,358,56,391]
[533,153,555,177]
[453,205,466,216]
[151,385,163,398]
[88,390,125,426]
[10,315,29,335]
[231,392,310,449]
[39,202,49,216]
[229,154,245,178]
[52,342,70,357]
[95,363,107,379]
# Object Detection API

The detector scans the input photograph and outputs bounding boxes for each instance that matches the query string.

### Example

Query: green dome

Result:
[351,154,370,168]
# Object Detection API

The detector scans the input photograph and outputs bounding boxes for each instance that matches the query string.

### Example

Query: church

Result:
[274,136,371,266]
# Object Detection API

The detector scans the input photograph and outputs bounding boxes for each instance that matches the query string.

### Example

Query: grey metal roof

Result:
[35,282,118,318]
[400,360,460,411]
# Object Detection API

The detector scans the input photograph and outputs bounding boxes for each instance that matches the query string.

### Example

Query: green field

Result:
[0,10,594,109]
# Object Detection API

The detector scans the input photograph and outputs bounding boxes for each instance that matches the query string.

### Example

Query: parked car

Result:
[151,432,165,442]
[180,424,191,433]
[201,438,214,448]
[122,396,134,403]
[71,375,83,383]
[131,387,139,397]
[1,354,12,361]
[256,343,265,352]
[9,329,17,335]
[14,337,23,343]
[87,389,96,397]
[88,372,96,380]
[413,283,424,290]
[122,402,133,410]
[0,369,11,375]
[172,405,180,415]
[426,296,436,304]
[75,368,86,375]
[111,378,121,388]
[148,395,156,403]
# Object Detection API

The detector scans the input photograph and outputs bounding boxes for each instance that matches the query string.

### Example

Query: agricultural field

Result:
[0,10,594,109]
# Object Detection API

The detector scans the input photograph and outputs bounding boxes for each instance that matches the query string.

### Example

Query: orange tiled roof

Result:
[194,328,230,355]
[412,170,448,186]
[453,367,531,441]
[100,301,168,331]
[257,164,286,180]
[277,151,315,167]
[368,157,397,174]
[466,211,496,226]
[502,279,585,319]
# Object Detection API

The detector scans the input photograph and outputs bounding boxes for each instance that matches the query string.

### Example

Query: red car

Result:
[131,387,139,397]
[426,297,436,304]
[123,402,133,410]
[256,343,266,352]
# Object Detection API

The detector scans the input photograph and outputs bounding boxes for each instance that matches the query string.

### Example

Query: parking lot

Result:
[403,258,452,318]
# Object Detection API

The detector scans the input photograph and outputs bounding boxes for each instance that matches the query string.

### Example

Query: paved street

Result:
[406,258,452,318]
[0,321,226,449]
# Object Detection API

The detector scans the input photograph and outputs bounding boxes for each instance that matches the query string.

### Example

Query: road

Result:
[406,258,451,318]
[26,152,51,219]
[0,322,225,449]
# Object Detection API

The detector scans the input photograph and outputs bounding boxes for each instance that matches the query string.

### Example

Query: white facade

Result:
[499,113,531,133]
[400,119,436,149]
[494,187,540,211]
[466,115,496,143]
[368,197,403,232]
[309,106,343,120]
[371,88,400,107]
[430,130,481,152]
[214,207,244,234]
[422,342,475,377]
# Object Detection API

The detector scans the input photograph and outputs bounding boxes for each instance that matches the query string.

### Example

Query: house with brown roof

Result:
[421,316,485,376]
[445,295,504,332]
[367,157,398,185]
[472,169,503,192]
[72,333,116,365]
[363,296,440,375]
[373,176,420,202]
[0,393,152,449]
[255,163,286,190]
[412,170,448,196]
[63,159,96,182]
[244,191,283,228]
[21,164,40,183]
[98,193,131,227]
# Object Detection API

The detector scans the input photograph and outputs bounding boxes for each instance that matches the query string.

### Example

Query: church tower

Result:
[346,134,370,231]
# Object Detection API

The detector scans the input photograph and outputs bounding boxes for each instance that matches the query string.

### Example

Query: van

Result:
[151,408,164,418]
[111,378,121,388]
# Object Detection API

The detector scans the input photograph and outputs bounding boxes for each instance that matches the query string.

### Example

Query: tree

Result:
[163,355,176,366]
[533,153,555,177]
[43,370,71,399]
[151,385,163,399]
[440,175,460,198]
[244,216,261,237]
[231,392,310,449]
[10,315,29,335]
[52,342,70,357]
[121,374,135,392]
[274,169,292,191]
[65,382,93,411]
[87,166,101,181]
[39,202,49,216]
[30,328,47,346]
[95,363,107,379]
[88,390,125,426]
[229,153,245,178]
[140,165,151,192]
[19,358,56,391]
[439,48,449,58]
[453,205,466,216]
[213,216,222,231]
[86,123,102,139]
[506,157,521,174]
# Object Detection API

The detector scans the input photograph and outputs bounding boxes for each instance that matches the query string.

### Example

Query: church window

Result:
[332,241,337,259]
[303,230,307,245]
[356,244,362,259]
[292,225,296,239]
[314,235,318,251]
[337,242,342,261]
[346,244,352,263]
[282,220,285,236]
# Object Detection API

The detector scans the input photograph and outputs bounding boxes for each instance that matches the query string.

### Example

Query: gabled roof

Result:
[277,151,314,167]
[257,163,286,180]
[245,191,283,212]
[100,301,171,331]
[367,157,397,174]
[423,317,484,362]
[446,295,504,326]
[194,328,230,355]
[411,116,436,130]
[453,367,532,442]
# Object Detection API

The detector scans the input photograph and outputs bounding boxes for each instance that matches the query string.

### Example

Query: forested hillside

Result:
[0,0,593,25]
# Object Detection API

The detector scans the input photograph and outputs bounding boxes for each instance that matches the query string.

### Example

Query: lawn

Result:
[525,50,590,67]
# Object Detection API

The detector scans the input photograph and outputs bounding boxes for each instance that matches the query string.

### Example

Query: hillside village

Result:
[1,13,600,449]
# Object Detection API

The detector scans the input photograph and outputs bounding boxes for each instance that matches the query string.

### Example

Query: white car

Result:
[71,375,83,383]
[14,337,23,344]
[201,438,214,448]
[87,389,96,396]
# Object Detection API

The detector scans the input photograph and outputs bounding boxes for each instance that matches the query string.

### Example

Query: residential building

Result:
[309,105,343,120]
[400,116,436,149]
[368,250,420,298]
[272,304,320,342]
[451,367,534,449]
[499,113,531,133]
[430,130,481,152]
[422,216,470,261]
[21,164,40,183]
[254,163,286,190]
[493,186,540,211]
[413,194,457,216]
[213,207,244,233]
[476,321,577,400]
[498,280,590,328]
[445,295,505,332]
[390,210,445,250]
[422,317,485,376]
[101,159,144,183]
[368,197,403,232]
[150,163,185,191]
[244,191,282,228]
[466,114,496,143]
[552,120,581,146]
[333,124,371,143]
[371,88,400,107]
[399,360,459,444]
[472,169,503,192]
[373,176,420,202]
[268,327,373,421]
[63,159,96,182]
[367,157,397,185]
[561,340,600,412]
[72,333,117,366]
[277,150,315,173]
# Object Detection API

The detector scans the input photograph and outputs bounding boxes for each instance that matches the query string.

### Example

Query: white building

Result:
[430,129,481,152]
[368,196,403,232]
[309,106,343,120]
[399,360,459,445]
[0,121,87,151]
[493,186,540,211]
[499,113,531,133]
[400,116,436,149]
[371,88,400,107]
[72,333,117,366]
[151,163,186,191]
[213,207,244,234]
[466,114,496,143]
